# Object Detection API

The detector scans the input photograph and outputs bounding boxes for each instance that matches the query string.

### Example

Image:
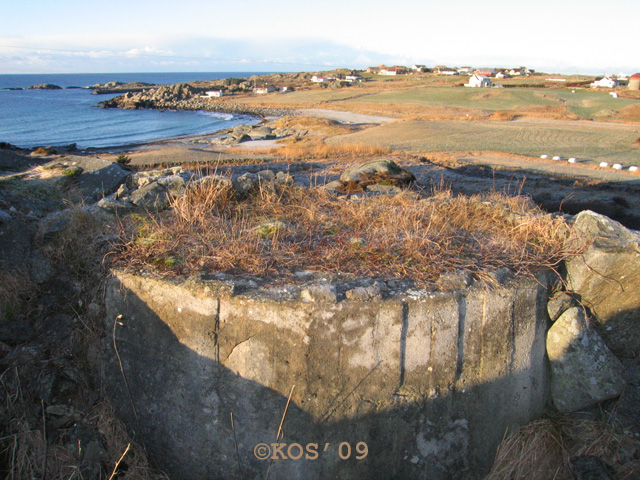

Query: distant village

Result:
[200,65,640,98]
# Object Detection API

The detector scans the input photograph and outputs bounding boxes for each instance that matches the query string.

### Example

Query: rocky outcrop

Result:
[322,159,416,193]
[564,211,640,357]
[27,83,62,90]
[546,307,625,413]
[91,80,157,94]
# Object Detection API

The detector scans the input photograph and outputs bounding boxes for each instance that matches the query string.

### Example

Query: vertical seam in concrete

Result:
[397,301,409,390]
[429,309,435,388]
[509,296,516,373]
[455,294,466,386]
[480,294,486,377]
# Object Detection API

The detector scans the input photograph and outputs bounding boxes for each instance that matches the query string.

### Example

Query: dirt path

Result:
[298,108,395,125]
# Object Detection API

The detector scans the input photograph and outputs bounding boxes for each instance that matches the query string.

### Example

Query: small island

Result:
[26,83,62,90]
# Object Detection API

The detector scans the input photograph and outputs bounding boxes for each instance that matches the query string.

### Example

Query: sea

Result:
[0,72,269,149]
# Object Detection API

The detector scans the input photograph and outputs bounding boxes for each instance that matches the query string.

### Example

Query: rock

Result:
[0,209,11,223]
[274,172,294,185]
[27,83,62,90]
[339,159,415,190]
[0,320,36,344]
[437,270,473,291]
[191,175,233,191]
[300,284,338,303]
[53,156,129,200]
[232,173,258,196]
[249,127,275,140]
[129,181,171,211]
[366,183,403,194]
[322,180,343,191]
[547,293,576,322]
[96,196,134,213]
[345,283,382,301]
[29,249,54,284]
[157,174,186,195]
[570,455,615,480]
[256,169,276,182]
[546,307,625,413]
[564,211,640,357]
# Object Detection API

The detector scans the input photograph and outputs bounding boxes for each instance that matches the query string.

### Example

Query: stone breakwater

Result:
[98,82,294,118]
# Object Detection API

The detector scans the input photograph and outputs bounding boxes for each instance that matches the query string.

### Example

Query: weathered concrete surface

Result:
[565,210,640,357]
[101,270,551,480]
[546,307,625,413]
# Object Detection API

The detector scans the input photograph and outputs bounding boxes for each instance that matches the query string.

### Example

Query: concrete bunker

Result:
[100,269,551,480]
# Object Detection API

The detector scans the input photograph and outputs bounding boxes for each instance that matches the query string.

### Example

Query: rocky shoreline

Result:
[99,84,293,117]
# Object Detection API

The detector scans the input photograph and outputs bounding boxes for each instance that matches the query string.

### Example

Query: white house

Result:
[311,75,336,83]
[465,74,492,88]
[495,71,508,79]
[458,66,473,74]
[590,76,619,88]
[345,75,362,82]
[412,64,427,72]
[204,90,224,98]
[438,68,459,75]
[509,68,524,76]
[475,68,497,76]
[253,85,276,94]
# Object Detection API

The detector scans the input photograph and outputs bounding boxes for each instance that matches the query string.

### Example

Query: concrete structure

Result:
[345,75,363,82]
[628,73,640,90]
[205,90,224,97]
[101,270,551,480]
[465,74,492,88]
[311,75,335,83]
[438,68,459,75]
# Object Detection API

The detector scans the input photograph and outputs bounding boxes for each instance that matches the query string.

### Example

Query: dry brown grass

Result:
[261,142,391,160]
[0,270,34,322]
[485,417,640,480]
[0,368,166,480]
[114,177,573,285]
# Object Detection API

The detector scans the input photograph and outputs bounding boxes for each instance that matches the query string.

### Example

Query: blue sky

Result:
[1,0,638,74]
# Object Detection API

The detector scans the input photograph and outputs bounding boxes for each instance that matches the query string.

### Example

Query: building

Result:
[458,66,473,74]
[475,68,497,77]
[465,74,492,88]
[253,85,276,94]
[204,90,224,97]
[345,75,362,82]
[590,76,619,88]
[509,68,524,76]
[379,66,407,75]
[311,75,336,83]
[495,71,508,79]
[438,68,459,75]
[628,73,640,91]
[412,64,427,72]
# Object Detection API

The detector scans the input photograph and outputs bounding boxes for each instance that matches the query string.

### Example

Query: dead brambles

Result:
[113,177,573,286]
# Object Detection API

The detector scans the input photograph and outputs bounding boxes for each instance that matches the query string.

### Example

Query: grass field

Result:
[236,84,640,121]
[327,119,640,166]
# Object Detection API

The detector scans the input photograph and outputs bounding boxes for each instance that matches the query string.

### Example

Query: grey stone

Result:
[564,210,640,357]
[29,249,54,284]
[157,174,186,194]
[274,172,294,185]
[322,180,343,191]
[366,183,403,194]
[129,181,170,210]
[339,158,415,188]
[547,293,576,322]
[345,284,382,301]
[570,456,615,480]
[0,320,35,344]
[0,209,11,223]
[55,155,129,200]
[232,173,258,196]
[546,307,625,413]
[96,196,134,213]
[300,284,338,303]
[437,270,473,291]
[256,169,276,182]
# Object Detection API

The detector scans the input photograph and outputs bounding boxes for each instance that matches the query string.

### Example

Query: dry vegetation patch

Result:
[486,417,640,480]
[114,178,571,285]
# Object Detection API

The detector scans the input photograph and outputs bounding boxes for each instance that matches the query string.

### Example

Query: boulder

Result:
[564,211,640,357]
[547,293,576,322]
[128,181,171,211]
[339,159,415,191]
[546,307,625,413]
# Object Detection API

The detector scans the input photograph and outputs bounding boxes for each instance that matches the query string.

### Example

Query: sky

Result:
[1,0,638,75]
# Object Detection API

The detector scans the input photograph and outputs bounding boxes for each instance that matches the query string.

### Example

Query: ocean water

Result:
[0,72,268,149]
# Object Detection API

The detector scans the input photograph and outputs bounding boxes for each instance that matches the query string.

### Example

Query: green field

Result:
[327,119,640,166]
